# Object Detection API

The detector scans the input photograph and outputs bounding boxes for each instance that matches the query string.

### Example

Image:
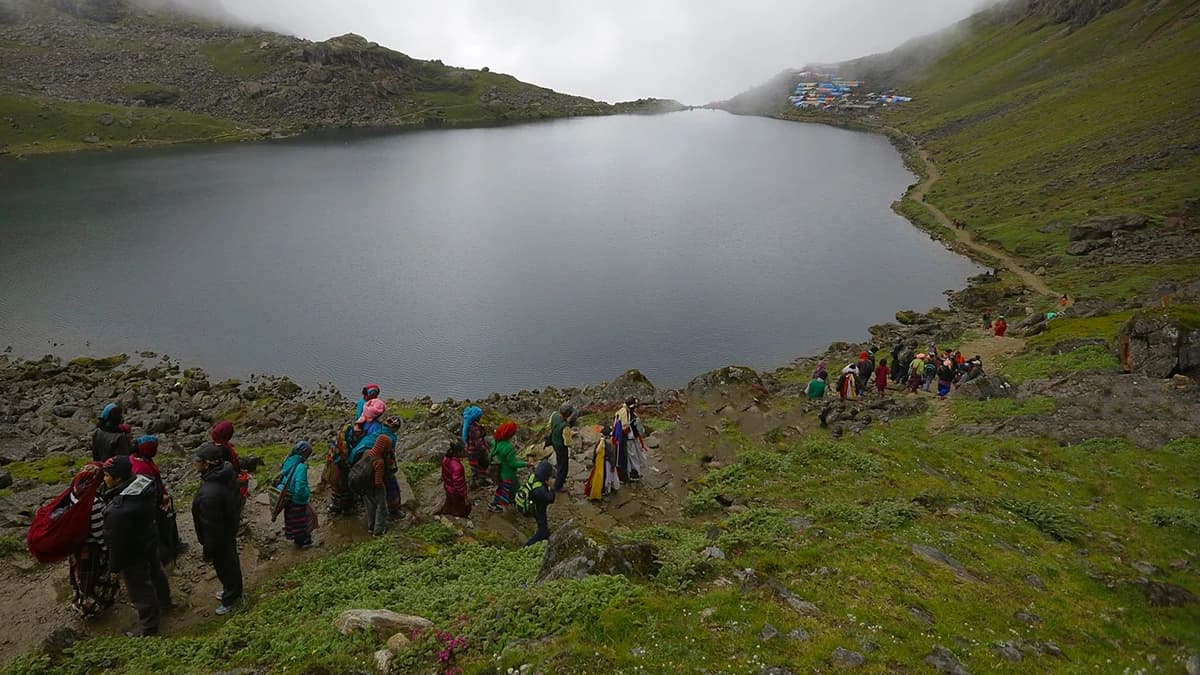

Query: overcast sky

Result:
[206,1,995,104]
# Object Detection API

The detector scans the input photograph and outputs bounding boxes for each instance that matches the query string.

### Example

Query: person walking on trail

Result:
[92,403,131,462]
[982,310,992,331]
[488,421,524,512]
[875,359,891,396]
[191,444,243,616]
[856,351,874,396]
[521,460,557,547]
[356,383,381,419]
[837,364,858,400]
[549,403,575,494]
[462,406,491,488]
[130,435,185,563]
[69,463,118,619]
[102,455,172,636]
[210,421,250,505]
[361,416,401,536]
[613,397,645,482]
[276,441,316,548]
[936,359,957,400]
[438,440,472,518]
[806,372,827,399]
[993,315,1008,337]
[895,342,914,385]
[907,354,926,393]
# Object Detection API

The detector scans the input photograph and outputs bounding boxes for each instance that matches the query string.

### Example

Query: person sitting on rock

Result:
[523,460,557,547]
[102,455,172,635]
[91,403,131,462]
[462,406,492,488]
[962,358,986,383]
[437,439,471,518]
[191,444,242,616]
[488,421,524,512]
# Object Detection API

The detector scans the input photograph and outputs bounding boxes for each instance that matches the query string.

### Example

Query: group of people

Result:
[806,342,986,402]
[69,405,246,635]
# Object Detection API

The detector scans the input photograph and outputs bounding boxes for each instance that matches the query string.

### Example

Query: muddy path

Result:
[926,330,1028,434]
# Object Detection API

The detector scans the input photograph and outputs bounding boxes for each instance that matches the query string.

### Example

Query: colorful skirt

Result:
[327,462,357,514]
[69,544,118,618]
[491,479,515,508]
[284,502,316,543]
[439,491,472,517]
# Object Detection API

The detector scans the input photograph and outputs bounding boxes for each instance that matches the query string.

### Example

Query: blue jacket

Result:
[278,454,310,505]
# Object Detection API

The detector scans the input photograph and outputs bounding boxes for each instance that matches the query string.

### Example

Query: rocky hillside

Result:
[0,0,683,155]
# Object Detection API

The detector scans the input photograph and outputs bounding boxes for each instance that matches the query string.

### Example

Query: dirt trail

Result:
[926,330,1028,434]
[900,136,1061,299]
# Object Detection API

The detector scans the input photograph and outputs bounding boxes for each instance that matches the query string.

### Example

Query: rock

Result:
[1014,610,1041,626]
[0,470,11,490]
[895,309,927,325]
[765,578,821,616]
[38,626,82,657]
[702,546,725,560]
[595,369,658,403]
[1118,306,1200,378]
[786,628,810,642]
[1067,214,1149,241]
[830,647,866,668]
[992,642,1022,662]
[386,631,411,653]
[333,609,434,640]
[924,646,969,675]
[1131,560,1159,576]
[536,524,658,583]
[1066,240,1101,256]
[760,668,794,675]
[687,365,762,393]
[305,66,334,83]
[954,375,1017,401]
[239,81,265,98]
[911,544,981,583]
[759,623,779,641]
[1024,574,1046,591]
[1134,579,1198,607]
[373,648,393,673]
[908,606,934,625]
[275,379,302,398]
[1186,654,1200,675]
[82,134,100,144]
[118,118,133,128]
[96,112,114,126]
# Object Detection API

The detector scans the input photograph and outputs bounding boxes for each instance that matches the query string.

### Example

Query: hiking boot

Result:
[487,503,504,513]
[215,604,237,616]
[215,590,226,601]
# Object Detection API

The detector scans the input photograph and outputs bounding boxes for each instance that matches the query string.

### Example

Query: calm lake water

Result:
[0,112,979,398]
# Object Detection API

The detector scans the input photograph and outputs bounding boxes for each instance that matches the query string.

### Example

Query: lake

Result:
[0,111,980,398]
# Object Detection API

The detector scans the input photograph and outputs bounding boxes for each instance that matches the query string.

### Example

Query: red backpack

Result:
[26,466,103,564]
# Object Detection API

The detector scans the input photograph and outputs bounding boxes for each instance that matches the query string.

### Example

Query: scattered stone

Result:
[702,546,725,560]
[911,544,981,583]
[0,470,11,490]
[787,628,810,642]
[630,646,645,657]
[1131,560,1160,576]
[96,113,114,126]
[1169,559,1189,571]
[333,609,433,640]
[385,632,410,653]
[766,579,821,616]
[699,607,716,621]
[954,375,1016,401]
[830,647,866,668]
[1024,574,1046,591]
[759,623,779,642]
[1186,654,1200,675]
[908,606,934,625]
[82,134,100,144]
[373,648,393,673]
[1029,641,1064,658]
[536,524,658,583]
[924,646,969,675]
[1118,307,1200,378]
[787,515,811,532]
[1014,610,1041,626]
[992,642,1023,662]
[1067,214,1149,241]
[1134,579,1198,607]
[37,626,81,657]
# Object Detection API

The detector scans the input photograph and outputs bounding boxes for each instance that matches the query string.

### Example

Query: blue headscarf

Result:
[462,406,483,445]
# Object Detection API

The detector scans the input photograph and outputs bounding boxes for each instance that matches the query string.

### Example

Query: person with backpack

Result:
[354,415,401,536]
[69,463,119,619]
[461,406,491,488]
[191,444,243,616]
[130,435,185,563]
[922,357,937,393]
[548,403,574,494]
[91,403,131,462]
[437,439,471,518]
[487,421,524,512]
[937,359,957,399]
[276,441,316,548]
[102,455,172,636]
[210,421,250,506]
[516,460,557,547]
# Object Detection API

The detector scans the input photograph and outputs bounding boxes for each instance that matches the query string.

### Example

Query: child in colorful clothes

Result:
[277,441,315,547]
[874,359,891,396]
[437,440,472,518]
[907,355,926,392]
[524,461,557,547]
[488,422,524,512]
[69,463,119,618]
[462,406,491,487]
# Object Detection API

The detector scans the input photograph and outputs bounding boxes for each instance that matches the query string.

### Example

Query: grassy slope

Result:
[886,0,1200,298]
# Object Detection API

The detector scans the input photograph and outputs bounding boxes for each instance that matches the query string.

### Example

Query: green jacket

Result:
[489,439,526,481]
[549,412,568,451]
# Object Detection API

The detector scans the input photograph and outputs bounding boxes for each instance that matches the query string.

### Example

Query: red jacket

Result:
[442,456,468,497]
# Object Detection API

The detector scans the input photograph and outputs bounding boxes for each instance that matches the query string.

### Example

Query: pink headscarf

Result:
[356,398,386,424]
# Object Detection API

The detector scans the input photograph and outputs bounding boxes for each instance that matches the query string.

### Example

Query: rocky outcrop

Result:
[955,375,1017,401]
[595,369,657,403]
[1067,214,1149,241]
[1118,306,1200,378]
[49,0,125,23]
[1023,0,1130,27]
[687,366,763,393]
[333,609,433,640]
[536,523,658,583]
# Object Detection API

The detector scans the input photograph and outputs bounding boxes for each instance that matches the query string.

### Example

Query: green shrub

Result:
[0,535,23,558]
[1141,508,1200,532]
[811,499,924,531]
[717,508,800,551]
[999,498,1083,541]
[399,461,438,484]
[627,526,711,590]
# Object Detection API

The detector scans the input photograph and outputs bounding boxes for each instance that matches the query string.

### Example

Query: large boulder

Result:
[1117,306,1200,378]
[1067,214,1149,241]
[954,375,1017,401]
[686,365,762,393]
[333,609,433,640]
[536,523,658,583]
[595,369,658,403]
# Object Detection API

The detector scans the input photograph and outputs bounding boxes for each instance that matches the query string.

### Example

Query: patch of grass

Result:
[5,454,87,485]
[1002,344,1119,383]
[717,508,801,551]
[810,498,924,531]
[998,498,1083,541]
[951,395,1055,422]
[398,461,437,484]
[1027,311,1134,350]
[1140,508,1200,533]
[626,526,711,590]
[199,38,281,78]
[0,535,23,558]
[0,95,251,154]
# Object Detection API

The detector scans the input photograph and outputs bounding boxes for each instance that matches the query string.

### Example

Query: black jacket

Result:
[91,427,131,462]
[103,475,160,572]
[192,461,241,555]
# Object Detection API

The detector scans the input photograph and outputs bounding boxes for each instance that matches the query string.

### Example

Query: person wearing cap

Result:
[356,384,382,419]
[101,455,172,636]
[130,435,185,562]
[362,416,402,536]
[191,443,243,615]
[613,397,646,482]
[548,403,575,494]
[487,421,524,512]
[92,403,132,462]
